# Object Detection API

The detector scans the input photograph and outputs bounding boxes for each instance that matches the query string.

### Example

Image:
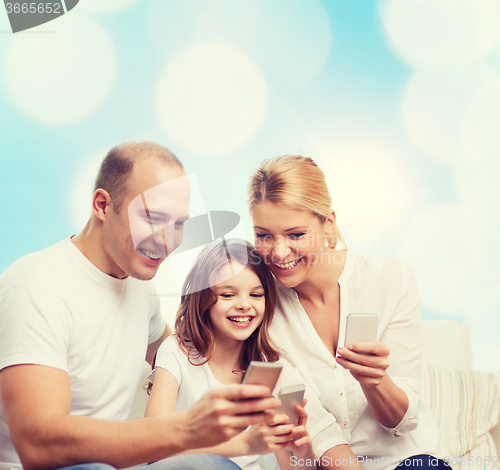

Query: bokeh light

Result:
[381,0,499,67]
[5,13,115,124]
[156,43,268,155]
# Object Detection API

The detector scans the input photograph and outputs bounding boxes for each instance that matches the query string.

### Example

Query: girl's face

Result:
[251,201,334,288]
[209,262,266,347]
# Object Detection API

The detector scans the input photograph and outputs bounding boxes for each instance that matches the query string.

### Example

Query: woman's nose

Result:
[272,236,291,260]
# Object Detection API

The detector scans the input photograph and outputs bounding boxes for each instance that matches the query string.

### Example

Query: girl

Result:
[145,239,317,470]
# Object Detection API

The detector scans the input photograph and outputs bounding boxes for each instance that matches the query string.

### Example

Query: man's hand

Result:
[179,384,281,449]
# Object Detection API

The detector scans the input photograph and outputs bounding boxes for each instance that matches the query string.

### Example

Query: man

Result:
[0,141,279,470]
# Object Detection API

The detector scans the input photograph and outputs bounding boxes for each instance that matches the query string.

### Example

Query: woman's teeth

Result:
[228,316,253,323]
[274,259,300,270]
[139,248,162,260]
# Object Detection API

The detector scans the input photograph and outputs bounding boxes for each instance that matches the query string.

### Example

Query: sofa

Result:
[128,320,500,469]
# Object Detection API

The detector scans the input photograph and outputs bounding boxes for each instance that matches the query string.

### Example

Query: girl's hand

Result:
[245,413,294,455]
[336,341,390,387]
[286,399,315,459]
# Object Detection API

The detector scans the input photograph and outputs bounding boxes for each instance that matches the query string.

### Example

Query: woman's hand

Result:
[285,400,315,460]
[336,342,390,387]
[244,413,294,455]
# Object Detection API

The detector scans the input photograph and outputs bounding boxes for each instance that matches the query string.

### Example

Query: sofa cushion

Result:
[420,364,500,465]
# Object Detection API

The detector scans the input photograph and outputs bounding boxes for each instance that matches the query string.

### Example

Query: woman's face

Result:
[251,201,333,288]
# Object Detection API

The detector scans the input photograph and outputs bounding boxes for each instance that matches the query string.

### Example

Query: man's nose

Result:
[153,224,175,256]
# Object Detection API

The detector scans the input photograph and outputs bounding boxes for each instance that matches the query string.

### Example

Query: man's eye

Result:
[144,216,162,224]
[175,221,185,229]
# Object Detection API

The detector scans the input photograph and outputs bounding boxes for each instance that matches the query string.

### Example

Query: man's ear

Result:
[92,189,111,222]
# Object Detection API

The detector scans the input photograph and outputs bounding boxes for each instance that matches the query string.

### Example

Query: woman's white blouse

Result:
[269,251,440,470]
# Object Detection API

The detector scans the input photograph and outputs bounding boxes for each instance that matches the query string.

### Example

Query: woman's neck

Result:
[293,249,347,304]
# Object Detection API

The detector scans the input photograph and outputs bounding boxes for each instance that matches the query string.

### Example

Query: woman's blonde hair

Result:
[248,155,345,249]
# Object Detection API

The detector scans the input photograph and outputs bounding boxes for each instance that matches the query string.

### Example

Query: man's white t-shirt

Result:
[0,238,166,470]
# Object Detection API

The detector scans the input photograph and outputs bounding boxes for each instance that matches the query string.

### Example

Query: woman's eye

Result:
[288,233,305,239]
[255,233,271,239]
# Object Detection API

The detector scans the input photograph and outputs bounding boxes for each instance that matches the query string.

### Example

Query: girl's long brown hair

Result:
[175,238,280,374]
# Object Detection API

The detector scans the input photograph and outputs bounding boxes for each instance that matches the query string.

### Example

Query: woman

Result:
[247,155,446,470]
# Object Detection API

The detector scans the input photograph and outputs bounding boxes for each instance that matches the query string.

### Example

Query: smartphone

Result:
[344,313,378,346]
[242,361,283,393]
[277,383,306,426]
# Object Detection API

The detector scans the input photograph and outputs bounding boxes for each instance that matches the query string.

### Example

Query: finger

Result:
[293,436,311,447]
[269,424,294,436]
[345,341,390,356]
[230,396,281,416]
[301,398,307,408]
[215,384,274,400]
[269,413,290,425]
[335,355,388,377]
[337,349,389,369]
[296,406,308,426]
[224,409,276,429]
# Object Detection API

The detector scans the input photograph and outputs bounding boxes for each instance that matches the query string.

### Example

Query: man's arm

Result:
[0,364,280,470]
[146,323,171,365]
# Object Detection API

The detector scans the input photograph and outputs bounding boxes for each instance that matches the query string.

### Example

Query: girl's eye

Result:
[251,293,264,299]
[220,293,234,299]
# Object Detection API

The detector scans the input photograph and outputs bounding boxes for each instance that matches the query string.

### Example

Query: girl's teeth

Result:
[274,259,299,269]
[229,316,252,323]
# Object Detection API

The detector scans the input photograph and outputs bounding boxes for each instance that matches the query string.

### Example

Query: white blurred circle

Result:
[324,144,412,234]
[381,0,499,67]
[401,65,498,163]
[157,43,268,155]
[5,13,115,124]
[147,0,332,86]
[78,0,139,13]
[461,73,500,171]
[399,204,500,314]
[69,152,105,231]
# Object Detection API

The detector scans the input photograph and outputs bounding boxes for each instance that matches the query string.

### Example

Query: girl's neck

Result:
[208,336,244,385]
[293,249,347,304]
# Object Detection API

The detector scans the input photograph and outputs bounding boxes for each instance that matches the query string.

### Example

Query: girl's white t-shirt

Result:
[152,335,345,470]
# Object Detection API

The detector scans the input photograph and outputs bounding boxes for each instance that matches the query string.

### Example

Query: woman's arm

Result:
[336,342,408,428]
[336,262,422,431]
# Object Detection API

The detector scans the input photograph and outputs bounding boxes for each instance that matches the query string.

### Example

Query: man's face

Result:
[101,160,190,280]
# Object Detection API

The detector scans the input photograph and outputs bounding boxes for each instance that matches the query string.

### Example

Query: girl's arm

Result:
[145,366,178,416]
[146,367,292,458]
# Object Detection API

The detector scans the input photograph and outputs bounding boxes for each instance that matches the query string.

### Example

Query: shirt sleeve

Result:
[276,356,348,459]
[0,282,71,373]
[147,283,167,344]
[151,335,182,386]
[377,262,422,436]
